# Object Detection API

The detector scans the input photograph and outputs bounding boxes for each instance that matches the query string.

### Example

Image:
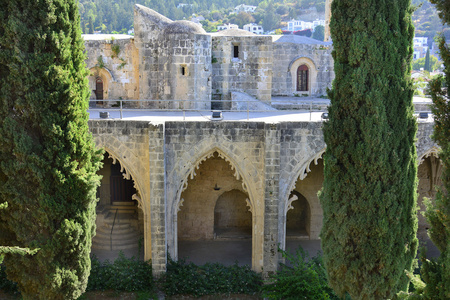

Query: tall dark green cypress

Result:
[0,0,102,299]
[424,48,431,72]
[416,1,450,297]
[319,0,418,298]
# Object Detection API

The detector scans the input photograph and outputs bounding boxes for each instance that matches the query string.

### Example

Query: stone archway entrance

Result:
[95,77,104,105]
[297,64,309,92]
[91,153,144,261]
[177,152,252,266]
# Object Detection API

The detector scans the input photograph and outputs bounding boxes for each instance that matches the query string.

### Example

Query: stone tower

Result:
[324,0,332,42]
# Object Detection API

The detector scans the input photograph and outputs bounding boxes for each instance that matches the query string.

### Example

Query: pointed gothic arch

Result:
[280,148,326,250]
[170,147,258,267]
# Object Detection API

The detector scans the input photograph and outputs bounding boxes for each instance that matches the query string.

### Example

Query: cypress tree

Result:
[319,0,418,299]
[88,15,94,34]
[415,1,450,297]
[424,48,431,72]
[0,0,102,299]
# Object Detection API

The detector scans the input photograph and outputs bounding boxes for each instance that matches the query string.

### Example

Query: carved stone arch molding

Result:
[175,147,255,215]
[278,148,325,250]
[93,137,147,212]
[285,148,326,202]
[418,146,441,165]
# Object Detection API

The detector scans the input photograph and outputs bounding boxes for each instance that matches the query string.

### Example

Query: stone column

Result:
[148,123,166,276]
[263,123,281,276]
[324,0,333,42]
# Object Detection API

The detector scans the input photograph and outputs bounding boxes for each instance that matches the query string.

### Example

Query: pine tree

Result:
[424,48,431,72]
[0,0,102,299]
[319,0,418,299]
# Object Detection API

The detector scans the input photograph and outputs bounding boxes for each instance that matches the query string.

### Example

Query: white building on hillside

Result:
[217,23,239,31]
[243,23,264,34]
[234,4,257,13]
[413,37,429,60]
[287,19,325,32]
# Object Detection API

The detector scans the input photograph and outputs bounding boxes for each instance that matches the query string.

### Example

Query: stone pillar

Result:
[324,0,333,42]
[148,123,166,276]
[263,123,281,276]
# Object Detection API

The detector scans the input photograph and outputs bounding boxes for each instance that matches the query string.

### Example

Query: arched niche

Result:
[286,191,311,239]
[88,67,113,104]
[214,189,252,239]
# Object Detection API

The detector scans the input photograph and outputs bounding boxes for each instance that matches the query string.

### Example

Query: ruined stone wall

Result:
[84,37,139,103]
[134,5,211,109]
[211,35,273,107]
[271,42,334,96]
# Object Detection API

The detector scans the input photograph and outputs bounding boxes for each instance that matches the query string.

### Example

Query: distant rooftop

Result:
[272,35,331,45]
[212,29,256,36]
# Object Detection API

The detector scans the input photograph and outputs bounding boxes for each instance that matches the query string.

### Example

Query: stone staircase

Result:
[92,202,141,251]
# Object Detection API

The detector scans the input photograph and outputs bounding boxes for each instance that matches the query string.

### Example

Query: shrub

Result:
[159,257,262,297]
[0,265,18,294]
[262,247,345,300]
[86,253,153,292]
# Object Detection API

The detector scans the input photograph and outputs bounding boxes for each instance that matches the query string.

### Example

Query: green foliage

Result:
[0,0,103,299]
[97,55,106,69]
[412,55,441,71]
[414,32,450,299]
[320,0,418,299]
[86,253,154,292]
[262,247,343,300]
[111,44,121,59]
[424,49,431,72]
[159,257,262,297]
[430,0,450,24]
[312,25,325,41]
[0,265,18,294]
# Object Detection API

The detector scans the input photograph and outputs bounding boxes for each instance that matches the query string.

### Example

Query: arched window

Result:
[95,77,104,104]
[297,65,309,92]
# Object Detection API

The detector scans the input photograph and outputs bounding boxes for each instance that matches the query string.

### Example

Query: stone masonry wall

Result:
[88,119,438,276]
[134,5,211,109]
[272,42,334,96]
[84,37,139,102]
[211,35,273,107]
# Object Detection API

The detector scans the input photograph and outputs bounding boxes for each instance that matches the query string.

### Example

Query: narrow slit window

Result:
[181,66,186,76]
[233,45,239,58]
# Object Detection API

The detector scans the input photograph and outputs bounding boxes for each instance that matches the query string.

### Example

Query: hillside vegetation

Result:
[79,0,448,39]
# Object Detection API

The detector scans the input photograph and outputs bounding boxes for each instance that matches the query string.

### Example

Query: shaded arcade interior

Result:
[91,153,144,261]
[177,152,252,265]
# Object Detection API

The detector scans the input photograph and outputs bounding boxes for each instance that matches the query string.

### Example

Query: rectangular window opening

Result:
[181,66,186,76]
[233,45,239,58]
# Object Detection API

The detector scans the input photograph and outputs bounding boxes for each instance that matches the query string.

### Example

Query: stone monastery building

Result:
[85,4,442,276]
